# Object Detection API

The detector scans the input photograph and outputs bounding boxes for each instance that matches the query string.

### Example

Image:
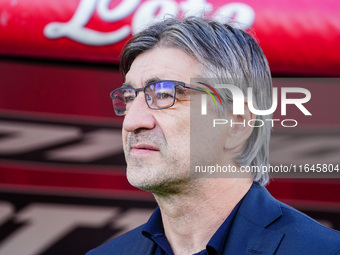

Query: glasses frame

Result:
[110,80,208,116]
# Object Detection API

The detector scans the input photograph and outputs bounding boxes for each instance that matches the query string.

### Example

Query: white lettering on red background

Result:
[44,0,255,46]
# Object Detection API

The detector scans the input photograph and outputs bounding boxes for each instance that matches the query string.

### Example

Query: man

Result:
[87,16,340,255]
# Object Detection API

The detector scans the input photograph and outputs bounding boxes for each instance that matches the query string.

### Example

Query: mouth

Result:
[130,144,160,155]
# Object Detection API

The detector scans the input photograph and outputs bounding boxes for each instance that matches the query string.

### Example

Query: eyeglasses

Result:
[110,80,204,116]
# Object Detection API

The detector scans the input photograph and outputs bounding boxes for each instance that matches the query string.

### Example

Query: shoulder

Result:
[86,224,155,255]
[270,195,340,254]
[279,201,340,237]
[239,184,340,254]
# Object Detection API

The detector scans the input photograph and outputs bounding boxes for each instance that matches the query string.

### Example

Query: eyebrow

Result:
[121,83,133,89]
[146,78,189,96]
[123,77,162,89]
[145,77,162,86]
[122,78,189,96]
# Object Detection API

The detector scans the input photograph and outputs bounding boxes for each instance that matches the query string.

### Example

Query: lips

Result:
[130,144,160,154]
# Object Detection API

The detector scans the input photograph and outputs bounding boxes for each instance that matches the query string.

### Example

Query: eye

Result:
[124,95,135,103]
[122,90,135,103]
[156,91,174,99]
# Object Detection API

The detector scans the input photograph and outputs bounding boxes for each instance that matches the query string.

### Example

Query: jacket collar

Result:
[222,183,284,255]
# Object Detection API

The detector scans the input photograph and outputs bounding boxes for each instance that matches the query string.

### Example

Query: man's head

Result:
[118,16,272,190]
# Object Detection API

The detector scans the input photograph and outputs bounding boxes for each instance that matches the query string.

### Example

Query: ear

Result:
[224,101,255,150]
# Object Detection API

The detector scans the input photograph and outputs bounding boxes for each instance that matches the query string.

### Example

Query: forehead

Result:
[125,47,200,87]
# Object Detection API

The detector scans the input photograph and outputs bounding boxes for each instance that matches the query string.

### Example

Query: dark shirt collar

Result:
[142,207,173,254]
[142,199,243,255]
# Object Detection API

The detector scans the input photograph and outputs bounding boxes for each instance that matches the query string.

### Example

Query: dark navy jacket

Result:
[87,184,340,255]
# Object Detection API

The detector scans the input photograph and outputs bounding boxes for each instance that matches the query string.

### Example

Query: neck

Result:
[154,178,252,255]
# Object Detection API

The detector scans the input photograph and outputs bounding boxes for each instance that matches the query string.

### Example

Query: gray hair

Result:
[120,16,272,186]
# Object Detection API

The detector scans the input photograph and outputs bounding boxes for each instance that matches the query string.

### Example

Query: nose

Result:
[123,92,156,133]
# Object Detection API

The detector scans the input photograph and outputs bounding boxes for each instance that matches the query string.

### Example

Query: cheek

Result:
[164,113,191,147]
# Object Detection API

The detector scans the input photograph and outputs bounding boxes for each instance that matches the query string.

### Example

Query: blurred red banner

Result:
[0,0,339,75]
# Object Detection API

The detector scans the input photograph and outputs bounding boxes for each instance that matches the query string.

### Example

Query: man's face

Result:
[122,47,227,194]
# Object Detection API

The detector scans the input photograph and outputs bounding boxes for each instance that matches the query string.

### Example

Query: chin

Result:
[126,169,153,191]
[127,172,188,196]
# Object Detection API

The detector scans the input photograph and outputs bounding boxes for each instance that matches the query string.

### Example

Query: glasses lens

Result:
[146,81,175,109]
[111,88,135,116]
